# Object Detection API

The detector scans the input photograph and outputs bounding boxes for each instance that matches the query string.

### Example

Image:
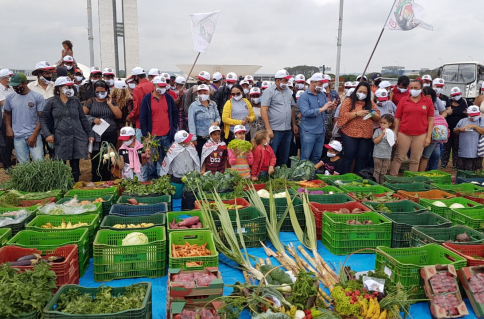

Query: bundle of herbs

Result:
[183,169,248,195]
[227,139,253,154]
[141,133,161,162]
[120,175,175,196]
[1,159,74,193]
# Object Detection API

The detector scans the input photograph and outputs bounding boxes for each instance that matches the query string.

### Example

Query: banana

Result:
[366,298,375,318]
[359,300,368,317]
[371,300,381,319]
[378,309,387,319]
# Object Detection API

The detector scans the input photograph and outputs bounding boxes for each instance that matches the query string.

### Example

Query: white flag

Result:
[190,10,220,53]
[385,0,433,31]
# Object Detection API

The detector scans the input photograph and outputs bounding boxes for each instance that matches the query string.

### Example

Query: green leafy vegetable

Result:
[260,265,293,285]
[287,271,318,310]
[120,175,175,196]
[227,139,253,153]
[272,161,315,181]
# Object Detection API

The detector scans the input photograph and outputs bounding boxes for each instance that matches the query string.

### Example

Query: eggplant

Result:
[16,254,41,262]
[10,258,42,266]
[46,256,65,263]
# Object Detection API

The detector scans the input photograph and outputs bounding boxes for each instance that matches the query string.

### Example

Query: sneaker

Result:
[4,168,10,175]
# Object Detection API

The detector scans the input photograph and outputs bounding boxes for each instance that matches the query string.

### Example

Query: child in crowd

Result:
[228,125,254,179]
[200,125,227,174]
[116,126,150,181]
[373,114,396,184]
[374,88,396,119]
[453,105,484,171]
[315,140,343,175]
[251,129,276,181]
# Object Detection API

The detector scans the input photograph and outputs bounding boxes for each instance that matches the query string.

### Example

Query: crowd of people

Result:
[1,40,484,189]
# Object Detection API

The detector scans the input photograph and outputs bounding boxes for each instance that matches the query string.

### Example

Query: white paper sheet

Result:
[386,129,396,147]
[92,119,110,136]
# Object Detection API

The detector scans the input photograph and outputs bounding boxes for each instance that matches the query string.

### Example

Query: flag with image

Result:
[385,0,433,31]
[190,10,220,53]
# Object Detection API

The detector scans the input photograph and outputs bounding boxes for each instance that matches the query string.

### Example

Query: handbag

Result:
[478,118,484,157]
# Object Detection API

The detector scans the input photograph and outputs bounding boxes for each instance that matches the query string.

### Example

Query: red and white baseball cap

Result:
[234,125,247,134]
[375,88,389,101]
[344,81,352,88]
[63,56,74,63]
[244,75,254,83]
[346,88,355,97]
[131,67,145,76]
[356,75,367,81]
[175,76,186,85]
[90,66,102,75]
[32,61,55,75]
[197,84,210,91]
[54,76,74,87]
[174,130,194,143]
[226,72,237,83]
[0,68,11,78]
[240,80,250,86]
[198,71,210,81]
[213,72,223,82]
[275,69,292,80]
[118,127,136,141]
[422,74,432,82]
[161,72,170,80]
[148,68,161,76]
[351,81,358,88]
[468,105,480,116]
[324,140,342,152]
[103,68,115,76]
[114,81,128,89]
[309,73,328,83]
[152,76,167,86]
[295,74,306,83]
[250,87,261,95]
[450,87,461,97]
[379,81,392,89]
[296,90,305,100]
[432,78,445,87]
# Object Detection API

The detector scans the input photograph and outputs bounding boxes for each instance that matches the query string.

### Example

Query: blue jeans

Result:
[300,129,325,164]
[146,135,172,180]
[427,143,442,171]
[14,135,44,163]
[135,129,143,143]
[270,130,292,166]
[341,132,372,174]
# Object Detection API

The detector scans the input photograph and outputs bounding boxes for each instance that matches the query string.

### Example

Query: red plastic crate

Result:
[195,198,251,210]
[348,192,404,203]
[0,244,79,287]
[443,243,484,267]
[455,192,484,205]
[18,197,56,207]
[243,183,266,191]
[310,202,371,240]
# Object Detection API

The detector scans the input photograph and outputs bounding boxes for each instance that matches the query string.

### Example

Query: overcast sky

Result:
[1,0,482,75]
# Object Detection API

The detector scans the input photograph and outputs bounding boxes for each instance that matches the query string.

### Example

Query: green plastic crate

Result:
[410,225,484,247]
[451,207,484,231]
[65,187,119,201]
[58,194,114,217]
[305,193,355,204]
[43,282,152,319]
[431,183,484,194]
[334,179,378,187]
[93,227,166,281]
[35,202,103,218]
[419,197,482,221]
[383,182,434,192]
[0,210,36,235]
[117,194,172,211]
[381,212,452,248]
[362,200,427,214]
[291,186,345,203]
[322,212,392,255]
[101,213,166,230]
[7,228,90,277]
[109,203,168,216]
[316,173,362,185]
[169,230,218,270]
[404,170,452,184]
[456,170,483,179]
[0,204,42,213]
[338,185,392,194]
[166,211,207,233]
[0,228,11,247]
[18,189,63,202]
[375,244,467,299]
[256,189,304,232]
[383,175,432,184]
[456,177,484,185]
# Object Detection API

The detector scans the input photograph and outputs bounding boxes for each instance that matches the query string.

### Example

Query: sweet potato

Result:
[177,216,200,227]
[127,198,138,205]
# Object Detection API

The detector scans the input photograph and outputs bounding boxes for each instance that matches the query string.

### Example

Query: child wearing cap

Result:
[374,89,396,119]
[315,140,343,175]
[228,125,254,179]
[115,126,150,181]
[453,106,484,171]
[372,114,396,184]
[251,129,276,181]
[200,126,227,174]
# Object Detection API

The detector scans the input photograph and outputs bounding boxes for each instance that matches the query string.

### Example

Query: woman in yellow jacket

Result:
[222,84,256,143]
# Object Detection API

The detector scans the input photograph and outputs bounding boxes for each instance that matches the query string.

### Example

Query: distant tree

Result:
[119,70,126,78]
[343,74,357,82]
[285,65,320,79]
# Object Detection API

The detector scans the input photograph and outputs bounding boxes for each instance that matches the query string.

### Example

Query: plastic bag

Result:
[37,203,98,215]
[0,210,30,226]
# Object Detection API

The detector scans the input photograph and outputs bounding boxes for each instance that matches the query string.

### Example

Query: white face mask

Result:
[74,76,83,82]
[323,83,329,89]
[243,89,249,94]
[315,86,323,92]
[452,95,462,101]
[327,152,336,158]
[410,89,421,97]
[128,83,136,89]
[198,94,209,101]
[264,142,268,146]
[233,95,243,101]
[279,83,288,90]
[40,76,51,85]
[398,87,408,93]
[96,92,108,99]
[297,83,305,90]
[227,84,233,90]
[251,98,260,104]
[423,83,431,87]
[470,116,480,122]
[91,79,99,84]
[61,87,74,97]
[106,79,114,87]
[356,92,367,100]
[65,65,73,70]
[156,88,166,95]
[434,88,443,95]
[123,139,133,146]
[249,84,253,89]
[171,86,176,91]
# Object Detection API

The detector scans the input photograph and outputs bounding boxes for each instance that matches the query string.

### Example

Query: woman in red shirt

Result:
[251,129,276,181]
[390,80,434,175]
[337,82,381,174]
[390,76,410,106]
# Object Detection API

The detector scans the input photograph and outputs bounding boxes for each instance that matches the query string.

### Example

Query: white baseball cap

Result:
[0,68,11,78]
[344,81,352,88]
[118,126,136,141]
[310,73,328,83]
[63,55,74,63]
[346,88,355,97]
[174,130,194,144]
[198,71,210,81]
[296,90,305,100]
[467,105,480,116]
[422,74,432,81]
[450,87,461,96]
[356,75,367,81]
[226,72,237,83]
[103,68,115,76]
[234,125,247,134]
[351,81,359,87]
[375,88,389,101]
[213,72,223,81]
[175,76,186,85]
[197,84,210,91]
[89,66,102,75]
[295,74,306,83]
[32,61,55,75]
[261,81,270,89]
[114,81,128,89]
[379,81,392,89]
[325,140,343,152]
[275,69,292,80]
[148,68,161,76]
[131,67,145,76]
[433,78,445,87]
[244,75,254,83]
[240,80,250,86]
[209,125,221,134]
[323,74,332,82]
[54,76,74,87]
[250,87,261,95]
[161,72,170,80]
[152,76,167,86]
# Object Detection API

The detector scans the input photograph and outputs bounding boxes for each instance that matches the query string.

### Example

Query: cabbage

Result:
[449,203,465,209]
[432,201,447,207]
[122,232,149,246]
[257,189,270,198]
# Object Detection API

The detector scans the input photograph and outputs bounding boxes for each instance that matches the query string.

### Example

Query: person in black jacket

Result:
[212,71,238,121]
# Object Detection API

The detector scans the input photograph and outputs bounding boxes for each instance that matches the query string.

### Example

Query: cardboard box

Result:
[167,299,223,319]
[168,267,224,298]
[458,266,484,318]
[421,264,468,318]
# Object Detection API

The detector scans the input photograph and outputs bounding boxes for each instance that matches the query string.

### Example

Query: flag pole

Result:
[334,0,344,93]
[361,0,397,78]
[182,52,201,90]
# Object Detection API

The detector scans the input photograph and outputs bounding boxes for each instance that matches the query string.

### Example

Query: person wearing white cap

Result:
[212,72,237,116]
[249,87,265,138]
[260,69,296,166]
[344,81,352,95]
[212,72,223,91]
[102,68,116,89]
[78,66,103,102]
[0,69,16,169]
[59,55,76,77]
[244,75,254,88]
[127,67,155,141]
[115,126,150,181]
[297,73,337,164]
[453,105,484,171]
[188,84,221,157]
[40,77,94,182]
[147,68,161,82]
[28,61,56,99]
[374,88,396,118]
[222,83,256,143]
[0,69,14,108]
[378,80,392,92]
[173,76,188,131]
[240,80,251,96]
[183,71,214,114]
[200,125,227,174]
[314,140,343,175]
[261,81,270,92]
[422,74,432,87]
[227,124,254,179]
[110,80,133,131]
[139,75,179,180]
[356,75,367,82]
[295,74,306,91]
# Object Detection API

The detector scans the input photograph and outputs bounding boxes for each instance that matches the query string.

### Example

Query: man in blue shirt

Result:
[297,73,336,164]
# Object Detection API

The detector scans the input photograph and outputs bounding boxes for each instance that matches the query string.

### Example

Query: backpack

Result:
[432,115,449,143]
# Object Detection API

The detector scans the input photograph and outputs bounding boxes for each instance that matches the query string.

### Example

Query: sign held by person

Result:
[385,0,433,31]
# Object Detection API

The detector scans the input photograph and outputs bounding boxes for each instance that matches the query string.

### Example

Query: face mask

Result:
[410,89,421,97]
[61,87,74,97]
[243,89,249,94]
[40,76,51,85]
[249,85,253,89]
[123,139,133,146]
[74,76,83,82]
[128,83,136,89]
[91,79,99,84]
[434,88,443,95]
[14,86,25,94]
[198,94,209,101]
[327,152,336,158]
[171,86,176,91]
[471,116,480,122]
[297,83,305,90]
[65,65,73,70]
[156,88,166,95]
[96,92,108,99]
[106,79,114,86]
[251,98,260,104]
[423,83,430,87]
[264,142,268,146]
[315,86,323,92]
[323,83,329,89]
[227,84,233,90]
[233,95,243,101]
[452,95,462,101]
[279,83,288,90]
[356,92,367,100]
[398,87,408,93]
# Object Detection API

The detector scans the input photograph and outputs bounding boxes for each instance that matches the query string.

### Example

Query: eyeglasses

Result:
[231,92,242,96]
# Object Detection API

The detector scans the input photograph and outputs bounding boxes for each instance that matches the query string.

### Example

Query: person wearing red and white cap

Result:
[139,75,179,180]
[240,80,251,96]
[28,61,56,99]
[0,69,14,108]
[453,105,484,171]
[212,72,223,91]
[212,71,237,116]
[314,140,343,175]
[422,74,432,87]
[78,66,103,102]
[40,77,93,182]
[374,88,396,118]
[173,76,188,131]
[183,70,214,114]
[261,81,270,92]
[102,68,116,89]
[147,68,161,82]
[126,76,136,93]
[127,67,153,140]
[249,87,265,138]
[294,74,306,91]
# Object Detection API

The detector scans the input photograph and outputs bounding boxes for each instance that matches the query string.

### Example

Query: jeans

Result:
[135,128,143,143]
[270,130,292,166]
[390,132,426,175]
[146,135,172,180]
[341,133,373,174]
[300,129,325,164]
[14,135,44,163]
[427,143,441,171]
